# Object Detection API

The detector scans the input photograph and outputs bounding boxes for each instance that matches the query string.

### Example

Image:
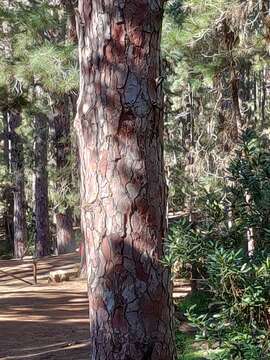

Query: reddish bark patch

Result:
[141,294,164,321]
[111,23,126,62]
[101,237,111,260]
[136,197,149,217]
[135,261,149,282]
[105,44,113,63]
[147,206,159,227]
[90,295,105,311]
[112,307,128,331]
[118,109,136,138]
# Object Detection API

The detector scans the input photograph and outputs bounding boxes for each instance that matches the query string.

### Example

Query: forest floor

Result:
[0,253,90,360]
[0,252,198,360]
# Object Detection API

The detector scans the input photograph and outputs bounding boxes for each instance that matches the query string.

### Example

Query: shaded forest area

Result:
[0,0,269,359]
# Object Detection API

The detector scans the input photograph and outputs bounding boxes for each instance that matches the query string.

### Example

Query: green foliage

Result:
[165,219,214,277]
[166,0,186,25]
[228,130,270,250]
[0,1,62,37]
[49,159,80,215]
[163,0,270,213]
[167,130,270,358]
[26,44,79,93]
[0,0,80,256]
[186,249,270,359]
[164,4,270,341]
[175,332,194,359]
[167,129,270,268]
[0,0,78,99]
[178,290,212,317]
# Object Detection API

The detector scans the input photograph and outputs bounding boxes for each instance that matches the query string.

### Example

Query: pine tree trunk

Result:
[56,210,74,254]
[2,111,14,251]
[231,68,243,139]
[52,96,75,254]
[262,67,266,129]
[35,113,50,257]
[8,110,27,259]
[50,1,78,255]
[75,1,175,358]
[253,72,257,123]
[3,186,14,253]
[65,0,78,43]
[3,111,9,168]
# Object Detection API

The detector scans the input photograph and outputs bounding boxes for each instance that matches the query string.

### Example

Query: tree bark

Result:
[34,113,50,257]
[3,185,14,253]
[2,111,14,251]
[52,96,75,254]
[65,0,78,44]
[231,67,243,139]
[75,1,175,359]
[8,110,27,259]
[56,210,74,254]
[2,111,9,168]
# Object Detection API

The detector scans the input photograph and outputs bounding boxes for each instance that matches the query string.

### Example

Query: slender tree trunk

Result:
[245,192,255,256]
[262,67,266,129]
[3,186,14,252]
[75,1,175,359]
[65,0,78,44]
[231,67,243,139]
[34,113,50,257]
[253,72,257,123]
[2,111,14,251]
[3,111,9,167]
[56,210,74,254]
[52,96,75,254]
[262,0,270,53]
[8,110,27,258]
[49,0,78,255]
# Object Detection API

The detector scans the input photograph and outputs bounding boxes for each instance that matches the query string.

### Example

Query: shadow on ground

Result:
[0,253,90,360]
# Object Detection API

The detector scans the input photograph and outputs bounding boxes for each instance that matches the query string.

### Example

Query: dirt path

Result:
[0,253,90,360]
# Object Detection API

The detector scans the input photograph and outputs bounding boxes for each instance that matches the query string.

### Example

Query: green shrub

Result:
[166,130,270,359]
[186,249,270,359]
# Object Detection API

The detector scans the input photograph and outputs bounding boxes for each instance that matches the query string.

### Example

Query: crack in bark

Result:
[76,1,175,358]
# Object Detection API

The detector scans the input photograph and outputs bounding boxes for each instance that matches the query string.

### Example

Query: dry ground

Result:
[0,253,90,360]
[0,253,191,360]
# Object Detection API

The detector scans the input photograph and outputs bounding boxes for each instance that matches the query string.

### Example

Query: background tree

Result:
[0,0,80,258]
[162,2,270,358]
[9,109,27,258]
[34,111,49,257]
[52,95,75,254]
